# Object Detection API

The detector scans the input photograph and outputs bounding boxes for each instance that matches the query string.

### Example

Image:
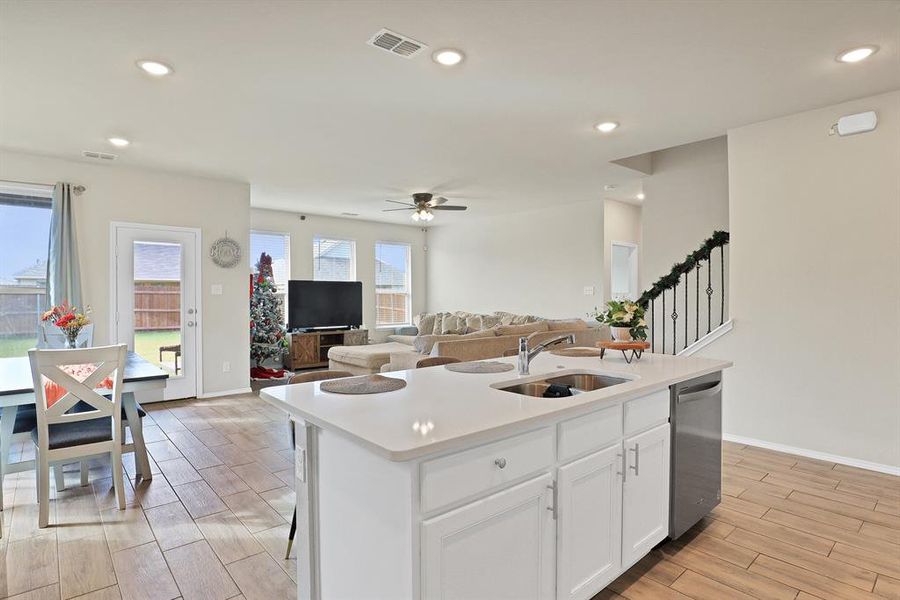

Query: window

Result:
[313,237,356,281]
[375,242,411,327]
[250,231,291,318]
[0,184,53,358]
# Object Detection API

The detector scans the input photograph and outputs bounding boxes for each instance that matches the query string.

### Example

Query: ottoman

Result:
[327,342,413,375]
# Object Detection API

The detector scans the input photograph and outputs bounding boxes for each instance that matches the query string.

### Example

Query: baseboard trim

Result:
[198,387,253,399]
[679,319,733,356]
[724,433,900,476]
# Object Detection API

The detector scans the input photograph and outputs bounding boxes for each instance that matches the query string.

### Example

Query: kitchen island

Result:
[260,350,731,600]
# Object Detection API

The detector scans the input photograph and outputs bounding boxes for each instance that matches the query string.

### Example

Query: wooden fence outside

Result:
[375,291,410,326]
[0,285,47,336]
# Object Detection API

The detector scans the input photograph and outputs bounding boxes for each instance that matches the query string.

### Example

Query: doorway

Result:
[610,241,639,301]
[111,223,201,400]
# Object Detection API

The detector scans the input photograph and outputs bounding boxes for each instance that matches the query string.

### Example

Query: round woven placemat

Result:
[319,374,407,395]
[549,347,602,357]
[445,361,515,374]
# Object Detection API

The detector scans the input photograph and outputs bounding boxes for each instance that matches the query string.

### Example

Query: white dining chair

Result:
[28,344,128,528]
[38,322,94,349]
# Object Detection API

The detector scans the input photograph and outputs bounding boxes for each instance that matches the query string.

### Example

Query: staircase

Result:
[638,231,731,355]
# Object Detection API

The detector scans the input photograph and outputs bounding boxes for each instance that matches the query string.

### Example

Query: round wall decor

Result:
[209,234,242,268]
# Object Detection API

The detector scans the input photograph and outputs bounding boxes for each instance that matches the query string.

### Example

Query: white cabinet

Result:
[621,422,671,567]
[422,473,556,600]
[556,444,622,600]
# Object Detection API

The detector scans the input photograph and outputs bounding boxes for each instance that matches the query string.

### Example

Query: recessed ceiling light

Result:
[136,59,174,76]
[636,192,645,200]
[837,46,878,63]
[432,49,464,66]
[595,121,619,133]
[107,137,130,148]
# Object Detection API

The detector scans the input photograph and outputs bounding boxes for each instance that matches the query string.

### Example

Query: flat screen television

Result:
[287,280,363,330]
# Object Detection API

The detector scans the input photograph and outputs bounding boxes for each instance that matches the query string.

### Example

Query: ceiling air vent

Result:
[82,150,117,161]
[367,28,427,59]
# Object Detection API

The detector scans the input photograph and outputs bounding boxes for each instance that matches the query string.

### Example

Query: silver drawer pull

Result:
[494,458,507,469]
[629,443,640,476]
[617,453,625,481]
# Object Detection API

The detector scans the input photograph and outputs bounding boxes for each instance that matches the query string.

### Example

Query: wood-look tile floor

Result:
[597,441,900,600]
[2,394,898,600]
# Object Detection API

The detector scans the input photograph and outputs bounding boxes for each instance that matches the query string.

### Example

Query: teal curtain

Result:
[46,182,82,308]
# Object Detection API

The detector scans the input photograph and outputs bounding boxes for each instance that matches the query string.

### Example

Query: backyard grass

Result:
[0,330,181,365]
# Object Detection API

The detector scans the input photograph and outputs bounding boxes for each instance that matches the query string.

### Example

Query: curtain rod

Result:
[1,179,86,194]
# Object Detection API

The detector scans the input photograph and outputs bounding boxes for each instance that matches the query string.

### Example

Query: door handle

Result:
[187,321,195,327]
[629,443,640,476]
[187,308,196,315]
[677,381,722,403]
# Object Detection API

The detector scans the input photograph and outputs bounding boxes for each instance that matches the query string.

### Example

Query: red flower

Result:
[55,314,76,328]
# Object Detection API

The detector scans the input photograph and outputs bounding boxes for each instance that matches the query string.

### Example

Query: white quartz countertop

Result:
[260,351,731,462]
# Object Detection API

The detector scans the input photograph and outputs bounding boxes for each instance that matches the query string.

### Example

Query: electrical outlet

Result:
[222,361,231,372]
[583,286,595,296]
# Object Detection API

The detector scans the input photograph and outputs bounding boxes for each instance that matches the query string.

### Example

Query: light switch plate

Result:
[583,286,595,296]
[211,284,223,295]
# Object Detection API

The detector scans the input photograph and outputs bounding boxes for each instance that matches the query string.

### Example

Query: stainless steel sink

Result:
[493,371,630,398]
[544,373,630,391]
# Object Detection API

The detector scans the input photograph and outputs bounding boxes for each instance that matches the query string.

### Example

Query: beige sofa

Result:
[326,311,608,375]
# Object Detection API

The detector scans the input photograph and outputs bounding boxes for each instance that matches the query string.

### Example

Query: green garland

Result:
[637,230,730,309]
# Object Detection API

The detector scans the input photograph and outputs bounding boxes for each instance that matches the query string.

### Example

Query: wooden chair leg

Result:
[111,449,126,510]
[38,454,50,528]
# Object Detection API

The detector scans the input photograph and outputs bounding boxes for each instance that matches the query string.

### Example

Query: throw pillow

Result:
[494,321,550,336]
[441,313,466,334]
[480,314,501,329]
[431,312,446,335]
[464,315,483,332]
[415,313,436,336]
[547,319,589,331]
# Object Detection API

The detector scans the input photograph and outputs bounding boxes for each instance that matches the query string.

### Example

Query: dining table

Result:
[0,351,169,491]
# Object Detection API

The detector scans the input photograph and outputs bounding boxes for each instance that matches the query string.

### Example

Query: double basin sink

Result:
[492,371,632,398]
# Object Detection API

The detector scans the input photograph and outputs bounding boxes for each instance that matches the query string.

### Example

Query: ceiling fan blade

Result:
[386,199,416,207]
[431,205,467,211]
[382,207,415,212]
[427,196,449,207]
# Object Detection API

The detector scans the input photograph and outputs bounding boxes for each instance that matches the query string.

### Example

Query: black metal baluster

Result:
[671,281,678,355]
[720,245,726,326]
[684,272,688,350]
[695,263,700,344]
[706,259,713,334]
[650,299,655,353]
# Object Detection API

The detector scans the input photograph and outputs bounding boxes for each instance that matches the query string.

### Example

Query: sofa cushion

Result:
[386,334,417,345]
[440,313,466,334]
[327,342,411,369]
[547,319,589,331]
[414,329,496,354]
[494,321,550,336]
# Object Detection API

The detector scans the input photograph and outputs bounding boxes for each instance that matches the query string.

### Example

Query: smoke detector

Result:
[367,29,427,59]
[82,150,117,161]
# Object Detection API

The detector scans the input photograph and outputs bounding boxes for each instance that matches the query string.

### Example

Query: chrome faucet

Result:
[518,334,576,376]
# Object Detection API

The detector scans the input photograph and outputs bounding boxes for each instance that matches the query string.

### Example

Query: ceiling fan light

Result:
[411,211,421,222]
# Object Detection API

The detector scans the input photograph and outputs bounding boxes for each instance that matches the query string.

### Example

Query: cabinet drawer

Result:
[421,428,554,514]
[558,404,623,462]
[624,390,670,435]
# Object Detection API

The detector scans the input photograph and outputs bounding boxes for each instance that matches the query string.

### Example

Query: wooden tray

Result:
[596,340,650,363]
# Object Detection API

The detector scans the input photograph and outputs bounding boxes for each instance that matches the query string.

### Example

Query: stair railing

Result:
[637,230,730,355]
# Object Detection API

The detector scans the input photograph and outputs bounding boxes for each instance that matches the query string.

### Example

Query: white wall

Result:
[426,199,604,318]
[603,199,642,302]
[250,208,426,342]
[709,90,900,468]
[641,136,729,288]
[0,150,252,397]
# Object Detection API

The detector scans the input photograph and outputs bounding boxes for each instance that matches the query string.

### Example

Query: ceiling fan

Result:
[382,192,468,222]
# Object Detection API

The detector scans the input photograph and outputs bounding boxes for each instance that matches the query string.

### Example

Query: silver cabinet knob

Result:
[494,458,507,469]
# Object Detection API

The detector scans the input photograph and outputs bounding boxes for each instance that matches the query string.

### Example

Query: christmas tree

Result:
[249,252,287,378]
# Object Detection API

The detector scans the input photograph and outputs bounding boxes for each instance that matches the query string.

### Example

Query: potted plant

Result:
[592,300,647,342]
[42,303,91,348]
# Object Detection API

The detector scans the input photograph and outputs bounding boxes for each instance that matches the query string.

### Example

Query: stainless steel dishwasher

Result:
[669,371,723,539]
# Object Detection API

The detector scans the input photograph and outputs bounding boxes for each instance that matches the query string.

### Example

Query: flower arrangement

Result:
[42,303,91,348]
[591,300,647,341]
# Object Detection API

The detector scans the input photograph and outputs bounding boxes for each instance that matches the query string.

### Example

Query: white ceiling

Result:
[1,1,898,225]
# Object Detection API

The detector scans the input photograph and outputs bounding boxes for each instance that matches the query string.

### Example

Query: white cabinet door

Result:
[556,444,622,600]
[422,473,556,600]
[621,423,671,567]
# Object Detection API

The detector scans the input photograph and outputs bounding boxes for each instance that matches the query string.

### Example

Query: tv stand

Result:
[285,329,368,370]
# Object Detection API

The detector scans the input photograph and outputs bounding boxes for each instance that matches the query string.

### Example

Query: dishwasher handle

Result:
[677,381,722,404]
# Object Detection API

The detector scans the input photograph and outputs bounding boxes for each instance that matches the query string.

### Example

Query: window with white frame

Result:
[375,242,411,327]
[313,237,356,281]
[0,183,53,357]
[250,231,291,317]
